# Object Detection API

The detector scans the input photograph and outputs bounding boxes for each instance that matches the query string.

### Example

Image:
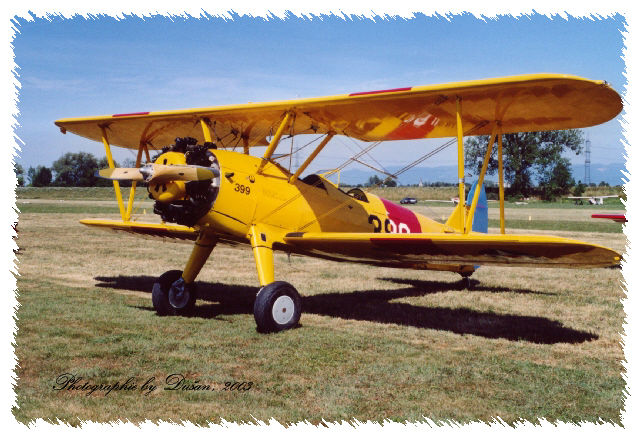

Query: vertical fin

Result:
[444,181,488,233]
[467,182,489,233]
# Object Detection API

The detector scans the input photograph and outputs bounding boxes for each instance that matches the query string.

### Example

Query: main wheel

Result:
[152,270,197,316]
[253,281,302,333]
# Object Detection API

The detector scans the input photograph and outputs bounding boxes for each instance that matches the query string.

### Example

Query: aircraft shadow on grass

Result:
[94,275,597,345]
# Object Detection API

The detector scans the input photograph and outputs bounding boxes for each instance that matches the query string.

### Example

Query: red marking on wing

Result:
[591,214,627,223]
[349,87,412,97]
[380,198,422,233]
[112,112,150,117]
[386,113,439,140]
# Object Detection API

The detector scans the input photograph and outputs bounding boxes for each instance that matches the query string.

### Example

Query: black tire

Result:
[152,270,197,316]
[460,274,473,290]
[253,281,302,333]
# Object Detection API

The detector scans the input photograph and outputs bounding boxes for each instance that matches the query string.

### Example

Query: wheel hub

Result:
[272,295,295,325]
[168,278,190,309]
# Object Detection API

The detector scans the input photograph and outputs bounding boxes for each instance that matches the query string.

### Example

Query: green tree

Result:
[465,130,583,197]
[573,180,587,197]
[366,175,382,187]
[52,152,119,187]
[383,178,397,187]
[52,152,98,186]
[27,166,52,187]
[14,163,24,186]
[538,158,575,201]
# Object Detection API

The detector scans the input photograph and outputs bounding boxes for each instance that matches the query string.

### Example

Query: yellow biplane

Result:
[55,73,623,333]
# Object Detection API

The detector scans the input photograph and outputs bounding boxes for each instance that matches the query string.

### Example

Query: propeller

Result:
[98,163,219,184]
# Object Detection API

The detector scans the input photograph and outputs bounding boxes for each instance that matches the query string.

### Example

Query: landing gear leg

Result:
[249,225,302,333]
[458,265,475,290]
[152,232,217,316]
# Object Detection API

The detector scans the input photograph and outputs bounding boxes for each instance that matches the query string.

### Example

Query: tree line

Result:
[344,129,616,201]
[15,152,135,187]
[15,131,616,201]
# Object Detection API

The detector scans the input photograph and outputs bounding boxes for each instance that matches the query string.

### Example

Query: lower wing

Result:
[80,219,198,242]
[283,232,621,268]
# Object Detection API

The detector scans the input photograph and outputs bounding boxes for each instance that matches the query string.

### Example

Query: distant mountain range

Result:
[337,162,628,187]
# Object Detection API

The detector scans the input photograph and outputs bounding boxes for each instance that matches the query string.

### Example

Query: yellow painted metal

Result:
[455,97,466,232]
[289,132,335,182]
[181,233,217,283]
[249,225,275,286]
[498,129,506,234]
[125,143,145,221]
[149,181,187,203]
[79,218,198,241]
[146,151,189,202]
[100,126,126,220]
[283,232,622,268]
[56,74,623,150]
[465,124,498,233]
[258,112,292,173]
[200,118,212,143]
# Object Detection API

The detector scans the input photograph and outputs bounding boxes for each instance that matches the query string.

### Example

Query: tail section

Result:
[444,199,464,231]
[467,181,489,233]
[444,181,488,233]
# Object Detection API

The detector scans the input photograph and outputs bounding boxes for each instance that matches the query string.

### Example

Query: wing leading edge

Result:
[80,219,198,242]
[283,232,621,269]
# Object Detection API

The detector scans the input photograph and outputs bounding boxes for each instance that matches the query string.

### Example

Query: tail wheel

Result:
[152,270,197,316]
[253,281,302,333]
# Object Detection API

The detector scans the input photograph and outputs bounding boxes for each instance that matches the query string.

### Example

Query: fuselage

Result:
[151,148,449,249]
[199,149,445,243]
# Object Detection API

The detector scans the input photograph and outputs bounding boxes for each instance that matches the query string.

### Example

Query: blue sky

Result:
[12,12,627,180]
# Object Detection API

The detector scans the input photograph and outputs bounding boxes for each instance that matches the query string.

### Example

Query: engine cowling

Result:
[150,137,220,227]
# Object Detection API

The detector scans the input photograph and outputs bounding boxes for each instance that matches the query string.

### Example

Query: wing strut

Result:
[258,112,293,174]
[498,129,506,233]
[99,126,152,222]
[455,97,466,232]
[289,132,335,182]
[200,118,213,143]
[100,125,126,221]
[124,142,146,220]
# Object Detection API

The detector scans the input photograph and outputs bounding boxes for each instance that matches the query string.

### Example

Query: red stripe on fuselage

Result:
[380,198,422,233]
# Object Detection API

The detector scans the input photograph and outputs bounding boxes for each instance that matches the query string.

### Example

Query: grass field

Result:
[12,188,627,425]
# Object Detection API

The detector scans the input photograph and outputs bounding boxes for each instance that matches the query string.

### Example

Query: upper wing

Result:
[55,74,622,150]
[283,232,621,268]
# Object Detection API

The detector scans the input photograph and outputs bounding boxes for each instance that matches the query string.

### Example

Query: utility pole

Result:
[584,134,591,186]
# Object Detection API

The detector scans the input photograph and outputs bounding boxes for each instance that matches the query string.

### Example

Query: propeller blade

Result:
[98,167,144,181]
[98,164,219,183]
